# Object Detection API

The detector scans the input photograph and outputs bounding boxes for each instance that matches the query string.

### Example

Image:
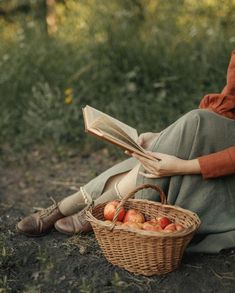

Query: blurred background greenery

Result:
[0,0,235,153]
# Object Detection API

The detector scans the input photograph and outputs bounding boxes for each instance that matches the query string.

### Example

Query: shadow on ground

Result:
[0,146,235,292]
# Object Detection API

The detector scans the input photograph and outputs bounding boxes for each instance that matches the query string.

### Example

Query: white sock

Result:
[94,185,121,206]
[58,190,87,216]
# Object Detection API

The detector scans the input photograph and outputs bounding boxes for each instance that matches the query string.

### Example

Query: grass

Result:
[0,236,15,293]
[0,0,235,154]
[1,145,235,292]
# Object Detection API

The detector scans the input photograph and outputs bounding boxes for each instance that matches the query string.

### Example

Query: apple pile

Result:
[103,201,185,233]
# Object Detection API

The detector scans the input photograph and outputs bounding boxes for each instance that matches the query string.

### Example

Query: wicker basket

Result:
[86,184,201,276]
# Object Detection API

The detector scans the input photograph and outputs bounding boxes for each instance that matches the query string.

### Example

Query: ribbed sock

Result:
[58,182,122,215]
[58,190,87,216]
[94,185,120,206]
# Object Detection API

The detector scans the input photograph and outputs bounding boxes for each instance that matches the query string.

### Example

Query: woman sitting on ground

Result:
[17,51,235,254]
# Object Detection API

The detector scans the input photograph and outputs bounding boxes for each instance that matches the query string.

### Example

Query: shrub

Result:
[0,0,234,152]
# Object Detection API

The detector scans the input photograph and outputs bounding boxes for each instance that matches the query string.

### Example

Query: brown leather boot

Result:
[17,201,64,237]
[54,208,92,235]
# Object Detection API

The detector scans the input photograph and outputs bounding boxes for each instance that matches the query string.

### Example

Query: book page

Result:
[92,116,144,152]
[83,105,157,160]
[92,118,143,152]
[87,125,154,160]
[84,105,138,142]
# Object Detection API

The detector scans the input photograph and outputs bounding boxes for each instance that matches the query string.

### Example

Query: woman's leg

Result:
[54,164,141,234]
[57,162,140,216]
[18,108,235,247]
[19,110,210,236]
[16,157,140,236]
[94,163,141,205]
[133,109,235,253]
[58,171,128,216]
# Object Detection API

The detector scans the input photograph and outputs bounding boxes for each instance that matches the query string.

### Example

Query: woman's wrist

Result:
[180,159,201,175]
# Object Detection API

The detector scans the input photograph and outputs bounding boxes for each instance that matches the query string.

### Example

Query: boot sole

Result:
[54,222,75,235]
[15,224,50,237]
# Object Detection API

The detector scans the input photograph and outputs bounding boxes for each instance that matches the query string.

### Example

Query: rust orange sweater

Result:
[198,50,235,179]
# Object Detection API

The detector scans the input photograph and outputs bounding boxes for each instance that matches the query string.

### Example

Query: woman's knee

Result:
[180,109,213,128]
[103,171,128,193]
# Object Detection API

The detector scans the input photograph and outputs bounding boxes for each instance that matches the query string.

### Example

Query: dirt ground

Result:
[0,145,235,293]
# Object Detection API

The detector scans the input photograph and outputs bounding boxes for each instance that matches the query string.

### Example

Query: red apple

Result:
[103,201,125,221]
[116,221,123,226]
[123,209,145,223]
[142,221,163,232]
[122,222,143,229]
[104,220,112,224]
[163,223,176,233]
[175,223,184,231]
[149,219,158,224]
[156,216,172,229]
[104,220,123,226]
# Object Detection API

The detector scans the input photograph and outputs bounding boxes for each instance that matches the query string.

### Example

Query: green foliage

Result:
[0,0,235,151]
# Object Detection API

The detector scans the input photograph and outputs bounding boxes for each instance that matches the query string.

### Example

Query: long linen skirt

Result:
[82,109,235,253]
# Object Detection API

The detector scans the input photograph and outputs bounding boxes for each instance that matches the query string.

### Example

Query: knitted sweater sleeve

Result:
[197,51,235,179]
[198,147,235,179]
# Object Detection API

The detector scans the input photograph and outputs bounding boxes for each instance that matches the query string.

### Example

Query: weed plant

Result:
[0,0,235,153]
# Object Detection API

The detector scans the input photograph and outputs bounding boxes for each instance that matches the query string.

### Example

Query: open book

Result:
[82,105,156,160]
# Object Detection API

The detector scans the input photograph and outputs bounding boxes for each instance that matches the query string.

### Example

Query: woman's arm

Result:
[131,152,201,178]
[198,146,235,179]
[130,147,235,179]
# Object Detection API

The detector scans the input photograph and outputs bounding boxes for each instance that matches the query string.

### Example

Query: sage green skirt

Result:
[83,109,235,253]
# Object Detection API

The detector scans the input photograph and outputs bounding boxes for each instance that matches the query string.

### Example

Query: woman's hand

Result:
[131,151,201,178]
[137,132,160,149]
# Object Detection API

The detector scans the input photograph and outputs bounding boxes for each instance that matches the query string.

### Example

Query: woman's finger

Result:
[137,135,144,146]
[136,160,155,172]
[132,153,158,171]
[132,153,154,164]
[124,150,132,156]
[138,157,158,170]
[146,151,162,160]
[139,171,159,178]
[140,164,155,174]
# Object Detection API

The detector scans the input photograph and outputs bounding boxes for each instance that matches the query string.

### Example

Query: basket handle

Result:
[112,184,167,225]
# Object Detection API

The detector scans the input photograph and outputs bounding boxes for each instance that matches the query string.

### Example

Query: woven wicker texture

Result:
[86,184,201,276]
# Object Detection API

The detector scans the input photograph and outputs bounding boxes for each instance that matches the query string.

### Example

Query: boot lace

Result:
[34,197,58,219]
